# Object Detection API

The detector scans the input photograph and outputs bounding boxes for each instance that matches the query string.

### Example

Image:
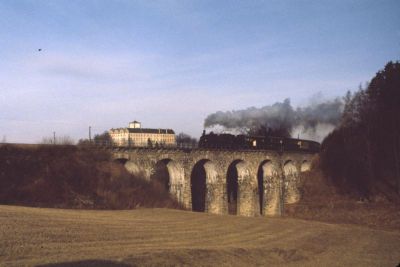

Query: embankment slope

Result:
[0,144,180,209]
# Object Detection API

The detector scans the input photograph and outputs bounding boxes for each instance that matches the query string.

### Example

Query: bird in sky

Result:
[38,48,42,52]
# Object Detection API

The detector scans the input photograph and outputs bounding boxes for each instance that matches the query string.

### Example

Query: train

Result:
[198,131,320,152]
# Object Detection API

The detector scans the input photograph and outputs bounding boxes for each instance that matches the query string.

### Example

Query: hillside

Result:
[320,61,400,199]
[286,158,400,231]
[0,144,180,209]
[282,62,400,231]
[1,205,399,267]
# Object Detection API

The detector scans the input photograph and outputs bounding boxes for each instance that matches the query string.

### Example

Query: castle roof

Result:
[110,128,175,134]
[128,128,175,134]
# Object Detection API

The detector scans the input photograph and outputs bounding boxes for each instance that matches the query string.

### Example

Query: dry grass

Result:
[0,144,181,210]
[1,205,399,267]
[286,164,400,231]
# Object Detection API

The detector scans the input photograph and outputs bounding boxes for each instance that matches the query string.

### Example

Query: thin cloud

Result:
[22,51,156,83]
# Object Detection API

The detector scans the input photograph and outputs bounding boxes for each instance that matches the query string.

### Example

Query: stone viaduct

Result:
[112,148,315,217]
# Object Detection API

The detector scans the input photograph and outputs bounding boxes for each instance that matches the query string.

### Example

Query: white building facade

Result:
[109,121,176,147]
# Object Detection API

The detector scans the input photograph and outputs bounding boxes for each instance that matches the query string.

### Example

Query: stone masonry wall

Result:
[112,148,315,217]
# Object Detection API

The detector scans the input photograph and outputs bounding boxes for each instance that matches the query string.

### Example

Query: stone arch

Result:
[114,158,128,165]
[226,160,255,216]
[301,160,311,172]
[151,159,171,191]
[124,160,143,177]
[283,160,300,204]
[190,159,221,214]
[151,159,185,204]
[257,160,282,216]
[283,160,297,177]
[115,158,148,178]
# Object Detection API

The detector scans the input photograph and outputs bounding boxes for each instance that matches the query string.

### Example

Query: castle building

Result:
[109,121,176,147]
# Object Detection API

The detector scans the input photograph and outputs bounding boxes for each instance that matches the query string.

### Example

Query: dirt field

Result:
[0,205,399,267]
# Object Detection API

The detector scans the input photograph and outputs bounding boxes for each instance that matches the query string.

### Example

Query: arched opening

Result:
[301,160,311,172]
[124,160,142,177]
[114,158,128,165]
[257,163,264,215]
[227,160,254,216]
[227,161,240,215]
[226,170,237,211]
[150,159,172,191]
[151,159,185,205]
[257,160,275,215]
[284,160,297,177]
[115,158,144,177]
[190,160,208,212]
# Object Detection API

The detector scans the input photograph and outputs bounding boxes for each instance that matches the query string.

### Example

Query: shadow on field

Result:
[35,247,308,267]
[36,260,132,267]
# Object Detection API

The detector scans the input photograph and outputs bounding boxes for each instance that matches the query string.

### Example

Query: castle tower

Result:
[129,121,141,129]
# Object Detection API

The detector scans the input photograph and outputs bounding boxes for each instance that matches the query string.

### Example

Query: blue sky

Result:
[0,0,399,143]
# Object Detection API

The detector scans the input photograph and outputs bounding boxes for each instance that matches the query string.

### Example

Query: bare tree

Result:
[176,133,198,148]
[41,135,75,145]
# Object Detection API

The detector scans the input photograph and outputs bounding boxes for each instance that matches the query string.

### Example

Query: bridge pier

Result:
[237,181,258,217]
[283,160,300,204]
[263,175,283,216]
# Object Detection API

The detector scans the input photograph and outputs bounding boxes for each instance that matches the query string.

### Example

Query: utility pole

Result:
[89,126,92,144]
[53,131,56,144]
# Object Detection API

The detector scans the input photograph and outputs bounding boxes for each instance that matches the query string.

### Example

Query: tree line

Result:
[320,61,400,199]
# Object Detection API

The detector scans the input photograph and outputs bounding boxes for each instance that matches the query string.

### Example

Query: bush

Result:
[0,144,182,209]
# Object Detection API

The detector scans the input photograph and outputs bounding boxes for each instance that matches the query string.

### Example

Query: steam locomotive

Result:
[198,131,320,152]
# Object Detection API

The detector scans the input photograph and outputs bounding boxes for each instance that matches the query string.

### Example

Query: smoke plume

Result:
[204,98,343,142]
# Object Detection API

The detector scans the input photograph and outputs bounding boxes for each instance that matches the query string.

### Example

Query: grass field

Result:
[1,205,399,267]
